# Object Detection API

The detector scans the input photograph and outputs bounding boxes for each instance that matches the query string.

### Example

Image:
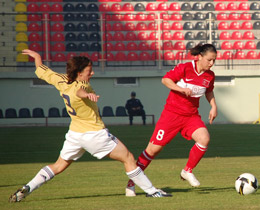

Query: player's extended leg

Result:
[181,127,210,187]
[126,142,164,196]
[9,156,73,202]
[108,140,171,197]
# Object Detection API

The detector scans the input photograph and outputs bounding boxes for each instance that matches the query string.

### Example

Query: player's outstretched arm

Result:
[22,49,42,68]
[76,88,100,102]
[206,91,217,124]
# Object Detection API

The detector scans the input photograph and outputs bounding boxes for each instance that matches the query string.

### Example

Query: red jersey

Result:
[163,60,215,116]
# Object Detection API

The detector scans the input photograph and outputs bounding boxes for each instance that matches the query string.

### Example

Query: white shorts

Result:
[60,128,118,161]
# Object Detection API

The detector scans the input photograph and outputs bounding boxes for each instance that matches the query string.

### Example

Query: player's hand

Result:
[182,88,192,97]
[208,106,217,124]
[86,93,100,102]
[22,49,41,59]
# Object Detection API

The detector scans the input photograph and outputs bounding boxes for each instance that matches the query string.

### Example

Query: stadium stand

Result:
[18,108,31,118]
[102,106,114,117]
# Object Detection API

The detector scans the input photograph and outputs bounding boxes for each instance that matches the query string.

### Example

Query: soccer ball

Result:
[235,173,258,195]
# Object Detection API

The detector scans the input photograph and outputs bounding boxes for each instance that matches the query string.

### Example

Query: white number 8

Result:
[156,129,165,141]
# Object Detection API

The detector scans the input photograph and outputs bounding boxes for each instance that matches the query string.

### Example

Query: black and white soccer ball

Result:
[235,173,258,195]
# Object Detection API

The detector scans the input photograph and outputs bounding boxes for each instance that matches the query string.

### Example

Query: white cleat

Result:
[180,169,200,187]
[125,179,136,197]
[9,185,30,202]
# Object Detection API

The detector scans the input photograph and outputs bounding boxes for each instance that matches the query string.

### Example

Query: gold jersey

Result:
[36,64,105,133]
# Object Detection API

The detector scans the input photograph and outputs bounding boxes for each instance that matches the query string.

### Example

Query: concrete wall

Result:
[1,72,260,125]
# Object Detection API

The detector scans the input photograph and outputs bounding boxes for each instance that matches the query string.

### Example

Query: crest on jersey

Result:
[202,79,210,87]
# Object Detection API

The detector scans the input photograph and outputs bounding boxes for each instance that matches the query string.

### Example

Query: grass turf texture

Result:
[0,124,260,210]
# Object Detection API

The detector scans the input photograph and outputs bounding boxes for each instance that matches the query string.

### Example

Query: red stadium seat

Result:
[139,52,151,61]
[222,51,233,59]
[136,22,148,31]
[112,22,124,31]
[169,2,181,11]
[161,22,171,30]
[66,52,77,60]
[52,43,65,52]
[122,3,134,12]
[51,3,63,12]
[28,23,42,31]
[124,22,135,31]
[103,32,113,41]
[220,31,231,40]
[150,42,160,51]
[218,22,229,30]
[241,21,253,30]
[28,33,41,42]
[127,52,138,61]
[217,12,228,21]
[111,3,122,12]
[240,12,251,20]
[103,42,114,51]
[114,52,126,61]
[231,31,243,40]
[111,13,124,21]
[172,22,183,30]
[103,23,112,31]
[243,31,255,40]
[114,42,125,51]
[28,14,41,21]
[136,13,147,21]
[172,32,184,40]
[29,43,42,51]
[101,13,111,21]
[124,13,135,21]
[137,32,149,40]
[246,51,258,59]
[151,52,162,60]
[126,42,137,51]
[104,52,114,62]
[149,32,159,41]
[227,2,238,11]
[146,3,157,11]
[27,3,39,12]
[147,13,157,21]
[52,32,64,42]
[158,2,168,11]
[113,32,124,41]
[163,51,175,60]
[40,3,51,12]
[170,13,182,21]
[216,51,223,60]
[138,42,149,51]
[186,52,198,60]
[53,53,66,62]
[148,22,158,31]
[51,14,64,21]
[245,41,256,49]
[51,23,64,32]
[91,52,101,62]
[230,22,241,30]
[215,3,227,11]
[125,32,137,41]
[99,3,110,12]
[221,41,233,50]
[163,41,173,50]
[234,51,246,59]
[175,51,187,60]
[79,52,90,58]
[233,41,244,50]
[173,42,186,50]
[238,2,249,11]
[229,13,239,21]
[160,12,170,20]
[161,31,172,40]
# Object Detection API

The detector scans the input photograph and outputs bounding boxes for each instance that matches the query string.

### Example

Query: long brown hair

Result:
[190,44,217,56]
[66,56,92,84]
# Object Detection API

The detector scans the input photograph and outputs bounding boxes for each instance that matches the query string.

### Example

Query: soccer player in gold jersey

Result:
[9,49,171,202]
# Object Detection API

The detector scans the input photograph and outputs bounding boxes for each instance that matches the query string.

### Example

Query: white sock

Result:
[126,167,157,195]
[26,166,55,193]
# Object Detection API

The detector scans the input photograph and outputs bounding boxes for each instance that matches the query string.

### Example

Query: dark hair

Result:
[190,44,217,56]
[66,56,92,84]
[131,91,136,97]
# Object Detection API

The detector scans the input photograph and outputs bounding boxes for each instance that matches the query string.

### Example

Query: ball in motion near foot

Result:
[235,173,258,195]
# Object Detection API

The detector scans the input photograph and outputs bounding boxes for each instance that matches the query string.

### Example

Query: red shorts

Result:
[150,109,206,146]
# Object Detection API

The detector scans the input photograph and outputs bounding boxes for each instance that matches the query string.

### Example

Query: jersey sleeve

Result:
[206,71,215,93]
[35,64,68,91]
[79,80,95,94]
[163,63,185,82]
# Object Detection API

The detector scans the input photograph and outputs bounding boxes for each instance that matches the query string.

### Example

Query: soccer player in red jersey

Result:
[126,44,218,196]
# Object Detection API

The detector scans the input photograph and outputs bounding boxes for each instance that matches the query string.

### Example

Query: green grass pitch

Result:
[0,124,260,210]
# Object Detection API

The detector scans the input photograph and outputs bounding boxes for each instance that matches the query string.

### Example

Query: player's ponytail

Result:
[190,44,217,56]
[66,56,92,84]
